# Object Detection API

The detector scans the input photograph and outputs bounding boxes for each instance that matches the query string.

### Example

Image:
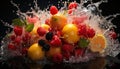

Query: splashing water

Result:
[0,0,120,63]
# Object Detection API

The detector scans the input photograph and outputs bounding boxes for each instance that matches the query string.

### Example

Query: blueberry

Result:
[42,44,50,51]
[45,32,53,40]
[38,39,46,46]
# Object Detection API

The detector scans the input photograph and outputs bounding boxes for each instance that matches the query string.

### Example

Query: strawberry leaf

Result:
[25,24,34,32]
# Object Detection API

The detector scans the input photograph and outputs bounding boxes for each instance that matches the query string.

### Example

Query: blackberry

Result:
[45,32,53,40]
[38,39,46,46]
[42,44,50,51]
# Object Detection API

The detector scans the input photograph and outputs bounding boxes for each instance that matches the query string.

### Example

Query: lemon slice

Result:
[89,34,106,53]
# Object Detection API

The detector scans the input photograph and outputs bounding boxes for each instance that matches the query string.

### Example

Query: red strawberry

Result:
[68,9,73,14]
[74,48,84,57]
[45,19,50,25]
[78,24,87,37]
[37,27,47,36]
[10,34,16,41]
[87,28,95,38]
[14,26,23,36]
[22,32,31,42]
[53,53,63,63]
[14,37,22,45]
[68,2,78,9]
[8,43,16,50]
[50,6,58,15]
[109,31,117,39]
[27,16,39,24]
[63,52,70,60]
[50,35,62,47]
[62,44,73,53]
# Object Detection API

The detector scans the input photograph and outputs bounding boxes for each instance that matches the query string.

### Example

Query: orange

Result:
[89,34,106,53]
[62,24,80,44]
[50,14,67,30]
[46,47,61,58]
[28,43,45,61]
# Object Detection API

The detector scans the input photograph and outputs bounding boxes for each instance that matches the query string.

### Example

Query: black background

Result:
[0,0,120,69]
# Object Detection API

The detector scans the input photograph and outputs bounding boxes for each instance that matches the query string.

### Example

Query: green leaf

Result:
[25,24,34,32]
[12,18,26,26]
[78,38,90,48]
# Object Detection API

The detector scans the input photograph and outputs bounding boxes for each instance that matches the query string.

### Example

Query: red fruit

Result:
[74,48,84,57]
[68,9,73,14]
[14,37,22,45]
[87,28,95,38]
[50,6,58,15]
[22,32,31,42]
[45,19,50,25]
[21,47,28,55]
[63,52,70,60]
[8,43,16,50]
[53,53,63,63]
[37,27,47,36]
[109,31,117,39]
[50,35,62,47]
[10,35,16,41]
[68,2,78,9]
[56,31,62,37]
[78,24,87,37]
[27,16,39,24]
[62,44,73,53]
[14,26,23,36]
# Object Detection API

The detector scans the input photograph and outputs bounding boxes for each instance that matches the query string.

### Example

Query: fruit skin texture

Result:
[14,26,23,36]
[28,43,45,61]
[50,14,67,31]
[50,6,58,15]
[62,24,80,44]
[53,53,63,63]
[62,44,73,53]
[46,47,61,58]
[37,27,47,36]
[89,34,106,53]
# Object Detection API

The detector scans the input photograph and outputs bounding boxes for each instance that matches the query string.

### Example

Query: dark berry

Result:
[38,39,46,46]
[42,44,50,51]
[45,32,53,40]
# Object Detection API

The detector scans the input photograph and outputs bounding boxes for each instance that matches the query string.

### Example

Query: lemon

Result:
[28,43,45,61]
[89,34,106,53]
[62,24,80,44]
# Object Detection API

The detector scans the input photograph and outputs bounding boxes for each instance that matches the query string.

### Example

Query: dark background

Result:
[0,0,120,69]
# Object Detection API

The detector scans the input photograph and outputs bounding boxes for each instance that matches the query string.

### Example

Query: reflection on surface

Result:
[0,56,108,69]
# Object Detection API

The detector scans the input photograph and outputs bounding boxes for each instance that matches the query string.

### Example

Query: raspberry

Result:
[50,35,62,47]
[62,44,73,53]
[22,32,31,42]
[21,47,28,55]
[13,26,23,36]
[8,43,16,50]
[14,37,22,45]
[78,24,87,37]
[53,53,63,63]
[68,2,78,9]
[87,28,95,38]
[68,9,73,14]
[37,27,47,36]
[10,34,16,41]
[63,52,70,60]
[45,32,53,40]
[50,6,58,15]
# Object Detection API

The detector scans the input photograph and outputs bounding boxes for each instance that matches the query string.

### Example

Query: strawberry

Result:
[10,34,16,41]
[27,16,39,24]
[74,48,84,57]
[68,9,73,14]
[14,26,23,36]
[109,31,117,39]
[37,27,47,36]
[87,28,95,38]
[53,53,63,63]
[62,44,73,53]
[8,43,16,50]
[14,36,22,45]
[78,24,87,37]
[50,35,62,47]
[68,2,78,9]
[22,32,31,42]
[50,6,58,15]
[45,19,50,25]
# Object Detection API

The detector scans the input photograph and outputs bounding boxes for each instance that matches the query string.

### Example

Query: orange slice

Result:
[89,34,106,53]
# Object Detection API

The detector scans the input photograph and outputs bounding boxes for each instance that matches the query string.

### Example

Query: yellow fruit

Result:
[50,14,67,30]
[89,34,106,53]
[41,24,50,31]
[62,24,80,44]
[28,43,45,61]
[46,47,61,57]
